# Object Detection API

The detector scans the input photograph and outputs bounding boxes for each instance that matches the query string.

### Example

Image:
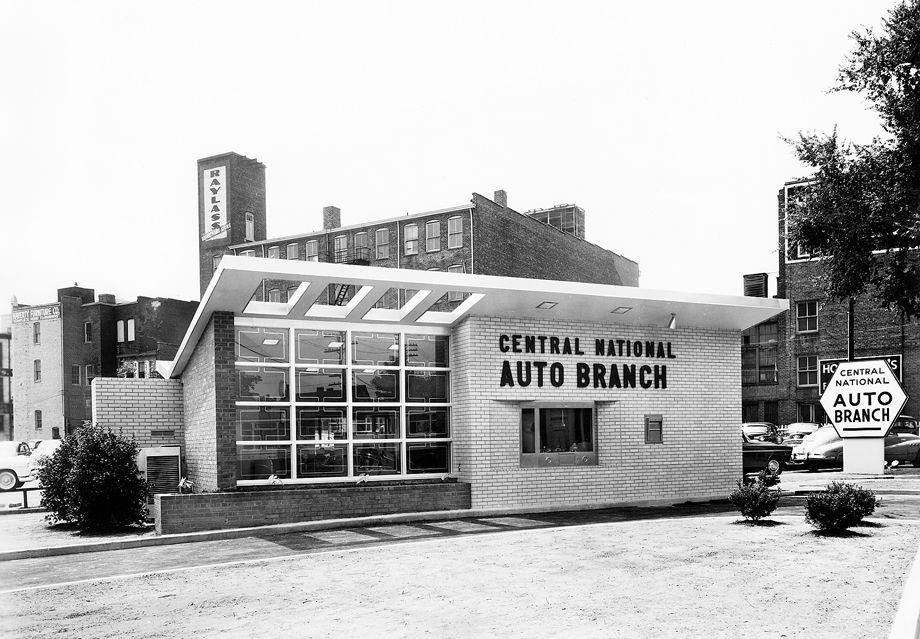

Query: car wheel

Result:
[0,470,18,491]
[766,459,782,475]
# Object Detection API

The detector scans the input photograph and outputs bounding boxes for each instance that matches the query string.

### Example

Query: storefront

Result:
[113,256,786,532]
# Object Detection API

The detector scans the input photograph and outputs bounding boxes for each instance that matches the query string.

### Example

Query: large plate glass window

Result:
[520,404,596,467]
[235,326,450,484]
[295,329,345,365]
[236,326,289,363]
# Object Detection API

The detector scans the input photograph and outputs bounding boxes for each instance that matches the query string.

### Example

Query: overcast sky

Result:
[0,1,896,315]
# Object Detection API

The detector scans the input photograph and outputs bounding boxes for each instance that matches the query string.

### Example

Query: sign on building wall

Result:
[819,355,902,394]
[12,304,60,324]
[201,165,230,241]
[498,333,676,390]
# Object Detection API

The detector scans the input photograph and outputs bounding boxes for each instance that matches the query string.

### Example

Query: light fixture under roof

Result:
[362,368,377,374]
[262,338,280,346]
[667,313,677,330]
[327,341,344,349]
[536,301,558,309]
[611,306,632,314]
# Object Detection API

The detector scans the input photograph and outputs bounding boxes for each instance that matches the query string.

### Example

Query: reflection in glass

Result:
[237,368,289,402]
[352,332,399,366]
[407,407,449,438]
[405,335,449,368]
[353,443,400,475]
[237,407,290,441]
[236,327,288,363]
[407,442,449,474]
[297,408,346,440]
[406,371,449,402]
[539,408,593,452]
[521,408,536,454]
[297,444,347,478]
[295,329,345,365]
[352,370,398,402]
[237,445,291,480]
[352,408,399,439]
[296,368,345,402]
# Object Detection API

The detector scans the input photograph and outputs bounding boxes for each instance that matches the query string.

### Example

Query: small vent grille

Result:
[743,273,768,298]
[146,456,180,495]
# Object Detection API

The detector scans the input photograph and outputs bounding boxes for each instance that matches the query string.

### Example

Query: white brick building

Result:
[94,256,786,531]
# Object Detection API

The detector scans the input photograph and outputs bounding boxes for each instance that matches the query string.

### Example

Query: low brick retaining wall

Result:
[155,480,472,534]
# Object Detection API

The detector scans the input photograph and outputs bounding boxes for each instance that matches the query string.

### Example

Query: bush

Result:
[36,424,149,531]
[729,475,781,522]
[742,468,781,488]
[805,482,877,532]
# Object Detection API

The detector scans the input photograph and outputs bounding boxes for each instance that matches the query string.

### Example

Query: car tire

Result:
[766,459,782,475]
[0,470,19,491]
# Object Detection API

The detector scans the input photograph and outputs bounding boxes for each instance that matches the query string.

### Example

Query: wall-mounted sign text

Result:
[12,305,60,324]
[201,166,230,241]
[498,334,675,389]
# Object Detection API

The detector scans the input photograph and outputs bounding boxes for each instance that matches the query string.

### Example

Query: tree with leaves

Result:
[787,0,920,319]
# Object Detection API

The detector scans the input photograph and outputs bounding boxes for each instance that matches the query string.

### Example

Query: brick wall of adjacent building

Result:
[91,378,183,448]
[155,481,471,534]
[11,306,64,440]
[471,194,640,287]
[212,312,238,490]
[741,182,920,427]
[451,315,740,510]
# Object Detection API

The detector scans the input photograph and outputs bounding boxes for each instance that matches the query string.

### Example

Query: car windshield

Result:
[804,426,840,446]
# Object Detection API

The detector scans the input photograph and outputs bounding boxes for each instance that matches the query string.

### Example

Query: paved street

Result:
[2,491,919,594]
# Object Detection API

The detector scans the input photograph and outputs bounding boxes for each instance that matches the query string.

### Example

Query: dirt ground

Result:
[1,512,918,639]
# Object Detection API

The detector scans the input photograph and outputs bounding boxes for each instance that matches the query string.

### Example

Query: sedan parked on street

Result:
[790,425,920,470]
[0,442,33,491]
[741,422,779,443]
[742,434,792,474]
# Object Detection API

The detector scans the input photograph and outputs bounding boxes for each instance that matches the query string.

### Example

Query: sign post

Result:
[819,359,908,474]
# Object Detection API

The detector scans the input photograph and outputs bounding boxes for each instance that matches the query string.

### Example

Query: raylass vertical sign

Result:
[201,166,230,241]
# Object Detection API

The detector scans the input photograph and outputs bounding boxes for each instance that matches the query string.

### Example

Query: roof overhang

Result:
[166,256,787,377]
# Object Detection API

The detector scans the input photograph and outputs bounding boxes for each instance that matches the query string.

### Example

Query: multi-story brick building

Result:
[741,178,920,427]
[0,315,11,441]
[11,287,197,440]
[196,153,640,302]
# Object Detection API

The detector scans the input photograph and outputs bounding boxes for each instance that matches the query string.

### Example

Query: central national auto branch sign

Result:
[819,359,908,438]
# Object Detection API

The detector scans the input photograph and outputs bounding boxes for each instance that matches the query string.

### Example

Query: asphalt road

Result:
[2,493,918,594]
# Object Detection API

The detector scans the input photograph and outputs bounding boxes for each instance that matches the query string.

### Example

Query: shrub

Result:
[36,424,149,531]
[729,475,781,522]
[742,468,781,488]
[805,482,878,532]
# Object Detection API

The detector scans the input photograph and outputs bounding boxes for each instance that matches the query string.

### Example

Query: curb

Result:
[889,540,920,639]
[0,494,728,562]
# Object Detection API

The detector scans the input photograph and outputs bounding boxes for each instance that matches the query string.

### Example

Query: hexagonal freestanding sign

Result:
[820,359,908,439]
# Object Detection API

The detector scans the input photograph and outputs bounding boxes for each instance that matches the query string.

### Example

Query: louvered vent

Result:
[146,455,180,495]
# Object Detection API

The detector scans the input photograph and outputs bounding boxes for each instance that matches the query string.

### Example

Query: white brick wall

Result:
[451,316,742,509]
[91,378,184,448]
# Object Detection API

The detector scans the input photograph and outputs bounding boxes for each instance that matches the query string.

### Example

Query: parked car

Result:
[780,422,820,446]
[891,415,919,436]
[790,424,920,470]
[742,433,792,474]
[741,422,779,443]
[27,439,63,479]
[0,441,33,491]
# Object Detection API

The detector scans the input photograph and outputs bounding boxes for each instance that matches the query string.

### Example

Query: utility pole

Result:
[847,297,855,362]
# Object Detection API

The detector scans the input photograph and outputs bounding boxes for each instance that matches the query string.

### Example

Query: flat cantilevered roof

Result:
[167,255,787,377]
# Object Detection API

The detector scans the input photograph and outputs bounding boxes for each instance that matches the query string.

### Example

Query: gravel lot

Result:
[1,510,917,639]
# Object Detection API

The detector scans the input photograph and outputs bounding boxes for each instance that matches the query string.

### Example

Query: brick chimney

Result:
[323,206,341,230]
[97,294,117,304]
[493,190,507,208]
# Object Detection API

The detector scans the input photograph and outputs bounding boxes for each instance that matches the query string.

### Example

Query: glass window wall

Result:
[235,325,450,484]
